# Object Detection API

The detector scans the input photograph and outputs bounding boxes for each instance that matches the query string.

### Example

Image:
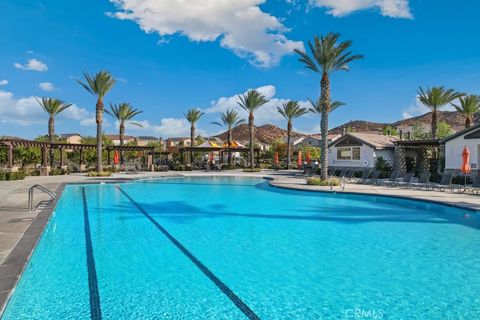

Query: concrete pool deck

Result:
[1,169,480,312]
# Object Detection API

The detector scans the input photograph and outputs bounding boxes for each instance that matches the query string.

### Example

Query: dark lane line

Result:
[82,187,103,320]
[115,186,260,320]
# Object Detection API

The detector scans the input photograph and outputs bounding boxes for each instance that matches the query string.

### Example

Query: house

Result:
[136,136,159,146]
[328,132,398,169]
[58,133,82,144]
[442,123,480,173]
[165,137,191,151]
[289,134,341,150]
[104,134,136,146]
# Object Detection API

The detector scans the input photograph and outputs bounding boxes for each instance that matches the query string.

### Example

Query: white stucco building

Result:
[442,123,480,173]
[328,133,398,169]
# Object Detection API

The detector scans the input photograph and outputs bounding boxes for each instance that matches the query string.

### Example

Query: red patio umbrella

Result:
[297,151,302,169]
[306,151,311,164]
[274,152,279,165]
[113,150,120,165]
[461,146,471,188]
[209,152,214,163]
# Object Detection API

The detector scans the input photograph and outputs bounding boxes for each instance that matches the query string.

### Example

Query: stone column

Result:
[7,144,13,169]
[394,146,406,173]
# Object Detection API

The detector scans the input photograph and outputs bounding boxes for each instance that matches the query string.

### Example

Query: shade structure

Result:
[297,151,302,169]
[306,151,311,164]
[274,152,279,165]
[461,146,471,174]
[113,151,120,165]
[209,152,214,162]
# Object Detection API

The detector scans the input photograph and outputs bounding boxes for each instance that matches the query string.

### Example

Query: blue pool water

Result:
[3,177,480,319]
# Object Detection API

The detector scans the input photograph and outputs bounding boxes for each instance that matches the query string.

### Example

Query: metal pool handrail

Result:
[28,184,56,212]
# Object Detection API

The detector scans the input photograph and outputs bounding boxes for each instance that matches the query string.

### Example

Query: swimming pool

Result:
[3,176,480,319]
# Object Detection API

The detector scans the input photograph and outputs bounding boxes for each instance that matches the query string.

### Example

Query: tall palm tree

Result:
[105,103,143,164]
[211,109,245,166]
[295,33,363,180]
[417,86,464,138]
[451,95,480,128]
[237,90,268,169]
[309,98,345,147]
[77,71,116,172]
[35,97,72,166]
[184,108,204,165]
[277,101,308,168]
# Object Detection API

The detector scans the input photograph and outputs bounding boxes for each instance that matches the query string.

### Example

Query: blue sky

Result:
[1,0,479,139]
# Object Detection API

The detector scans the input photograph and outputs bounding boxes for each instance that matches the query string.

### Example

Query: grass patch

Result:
[306,177,341,186]
[87,171,112,177]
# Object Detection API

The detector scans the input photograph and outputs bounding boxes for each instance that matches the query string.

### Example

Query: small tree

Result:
[383,125,398,136]
[436,121,454,139]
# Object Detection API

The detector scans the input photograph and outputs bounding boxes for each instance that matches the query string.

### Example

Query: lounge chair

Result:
[352,169,370,184]
[408,172,431,189]
[426,173,453,192]
[363,170,381,184]
[465,175,480,194]
[392,172,415,187]
[377,170,399,186]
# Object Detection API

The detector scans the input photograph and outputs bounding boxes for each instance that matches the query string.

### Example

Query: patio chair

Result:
[408,172,431,189]
[465,175,480,194]
[353,169,371,184]
[377,170,399,186]
[393,172,415,188]
[364,170,381,184]
[426,173,453,192]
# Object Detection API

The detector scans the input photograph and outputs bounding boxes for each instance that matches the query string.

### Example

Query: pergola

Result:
[106,145,155,167]
[0,139,156,170]
[393,139,442,174]
[178,146,261,166]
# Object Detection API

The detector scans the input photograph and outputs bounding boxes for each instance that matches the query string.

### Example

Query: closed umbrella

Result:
[461,146,471,188]
[113,150,120,165]
[274,152,279,165]
[297,151,302,169]
[306,151,311,164]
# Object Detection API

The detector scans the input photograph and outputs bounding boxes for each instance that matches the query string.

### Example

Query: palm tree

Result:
[309,98,345,147]
[277,101,308,168]
[417,86,464,138]
[295,33,363,179]
[184,108,204,165]
[77,71,116,172]
[35,97,72,166]
[451,95,480,128]
[105,103,143,164]
[211,109,245,166]
[237,90,268,169]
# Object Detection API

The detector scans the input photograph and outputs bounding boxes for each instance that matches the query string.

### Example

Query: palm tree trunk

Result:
[228,129,232,166]
[119,122,125,165]
[96,99,104,172]
[287,120,292,168]
[466,116,472,128]
[431,110,438,139]
[320,74,330,180]
[249,112,254,169]
[190,125,195,165]
[48,116,54,167]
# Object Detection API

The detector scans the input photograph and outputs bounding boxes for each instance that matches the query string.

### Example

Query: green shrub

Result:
[87,171,112,177]
[49,168,69,176]
[306,177,340,186]
[0,171,27,181]
[243,168,261,173]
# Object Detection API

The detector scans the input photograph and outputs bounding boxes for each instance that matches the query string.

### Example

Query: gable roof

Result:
[441,123,480,143]
[59,133,82,138]
[136,136,158,140]
[330,132,398,149]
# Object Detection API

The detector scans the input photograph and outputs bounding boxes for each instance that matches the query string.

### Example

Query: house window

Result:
[337,147,361,160]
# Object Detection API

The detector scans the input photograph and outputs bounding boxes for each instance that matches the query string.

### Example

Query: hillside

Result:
[215,124,303,144]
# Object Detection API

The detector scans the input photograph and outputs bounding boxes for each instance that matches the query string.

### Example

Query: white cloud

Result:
[309,0,412,18]
[205,85,310,125]
[13,58,48,72]
[0,89,96,126]
[0,80,8,86]
[39,82,56,92]
[108,0,303,68]
[402,96,457,119]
